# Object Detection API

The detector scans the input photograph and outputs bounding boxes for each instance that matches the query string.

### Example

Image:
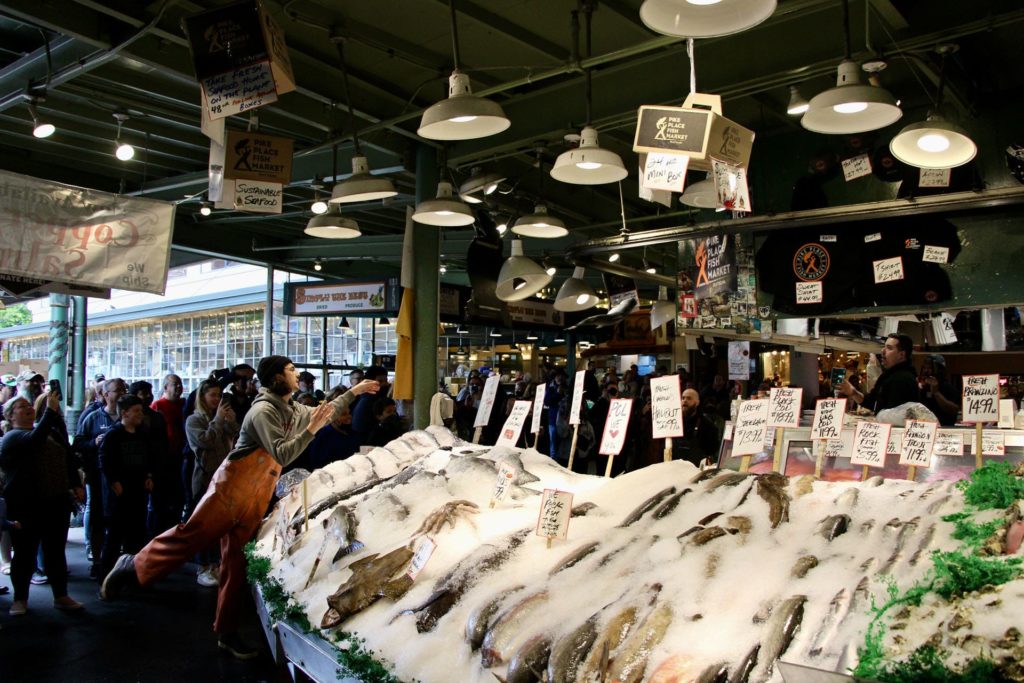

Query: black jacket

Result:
[861,360,919,413]
[671,412,721,467]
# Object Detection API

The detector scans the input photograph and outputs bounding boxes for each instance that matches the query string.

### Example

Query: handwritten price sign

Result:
[981,430,1006,456]
[732,399,770,457]
[491,462,517,504]
[569,370,586,426]
[933,430,964,456]
[899,420,938,467]
[531,384,547,436]
[642,153,689,193]
[496,400,532,448]
[768,387,802,428]
[873,256,905,284]
[405,536,437,580]
[473,375,502,428]
[850,421,891,468]
[535,489,573,541]
[962,374,999,423]
[650,375,684,439]
[202,61,279,120]
[811,398,846,440]
[599,398,634,456]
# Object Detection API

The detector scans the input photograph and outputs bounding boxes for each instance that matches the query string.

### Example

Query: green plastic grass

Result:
[956,462,1024,510]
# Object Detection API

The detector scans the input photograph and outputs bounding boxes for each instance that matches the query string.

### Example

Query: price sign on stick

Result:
[405,536,437,580]
[933,430,964,456]
[496,400,532,448]
[531,384,547,437]
[850,421,891,468]
[811,398,846,439]
[569,370,586,425]
[981,430,1006,456]
[650,375,684,439]
[473,376,502,428]
[768,388,802,427]
[491,462,516,507]
[732,399,770,457]
[599,398,634,455]
[899,420,938,467]
[962,374,999,423]
[536,489,573,545]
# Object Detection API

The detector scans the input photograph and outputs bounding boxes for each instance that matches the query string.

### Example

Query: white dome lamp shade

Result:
[651,286,675,330]
[330,156,398,203]
[550,126,628,185]
[554,267,600,312]
[639,0,777,38]
[512,204,568,239]
[496,240,553,302]
[304,205,361,239]
[458,168,506,204]
[801,60,902,134]
[680,179,720,209]
[413,181,476,227]
[418,72,510,141]
[889,114,977,169]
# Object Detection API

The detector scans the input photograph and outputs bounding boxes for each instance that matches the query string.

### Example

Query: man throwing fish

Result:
[100,355,379,660]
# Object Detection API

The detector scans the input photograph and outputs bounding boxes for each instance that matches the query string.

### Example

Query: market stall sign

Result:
[650,375,684,439]
[530,384,547,436]
[473,376,502,429]
[536,489,573,541]
[491,462,516,505]
[224,130,293,184]
[599,398,633,455]
[768,387,802,428]
[962,374,999,423]
[632,93,754,172]
[507,300,562,327]
[496,400,531,448]
[285,280,394,316]
[0,170,174,295]
[569,370,586,426]
[899,420,938,467]
[850,421,891,468]
[811,398,846,440]
[732,399,769,457]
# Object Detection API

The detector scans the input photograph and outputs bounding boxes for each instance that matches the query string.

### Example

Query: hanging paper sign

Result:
[599,398,634,455]
[841,154,872,181]
[711,158,751,213]
[569,370,586,426]
[919,168,951,188]
[873,256,905,284]
[650,375,684,439]
[224,130,293,184]
[232,179,283,214]
[405,535,437,580]
[531,384,547,436]
[998,399,1017,429]
[796,281,824,305]
[496,400,532,448]
[922,245,950,264]
[811,398,846,440]
[981,430,1006,456]
[491,462,517,504]
[899,420,938,467]
[962,374,1000,423]
[933,430,964,456]
[732,399,770,457]
[473,376,502,428]
[727,341,750,380]
[768,387,802,428]
[202,62,279,120]
[887,429,902,455]
[536,489,573,541]
[642,152,689,193]
[850,421,892,468]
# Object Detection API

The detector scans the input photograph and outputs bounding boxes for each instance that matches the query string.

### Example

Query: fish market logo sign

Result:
[793,243,830,282]
[634,106,707,155]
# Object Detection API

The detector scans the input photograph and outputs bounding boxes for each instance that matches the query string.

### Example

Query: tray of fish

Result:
[254,426,1024,683]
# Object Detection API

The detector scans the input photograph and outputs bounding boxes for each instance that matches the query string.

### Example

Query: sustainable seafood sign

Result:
[649,375,684,439]
[0,170,174,294]
[285,280,392,316]
[961,374,999,423]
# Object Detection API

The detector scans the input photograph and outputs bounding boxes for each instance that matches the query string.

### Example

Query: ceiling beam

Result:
[440,0,568,64]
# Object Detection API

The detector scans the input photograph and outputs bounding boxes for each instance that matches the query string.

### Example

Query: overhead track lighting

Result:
[786,85,809,116]
[413,181,475,227]
[112,111,134,161]
[27,99,54,138]
[554,267,600,312]
[496,240,552,302]
[418,1,510,141]
[639,0,777,38]
[459,167,506,203]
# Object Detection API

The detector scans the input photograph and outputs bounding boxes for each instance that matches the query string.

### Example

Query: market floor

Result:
[0,526,289,682]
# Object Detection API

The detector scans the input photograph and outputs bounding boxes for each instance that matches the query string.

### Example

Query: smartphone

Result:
[49,378,62,400]
[829,367,847,386]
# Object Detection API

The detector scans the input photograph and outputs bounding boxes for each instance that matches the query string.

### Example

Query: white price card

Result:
[981,430,1006,456]
[796,281,823,305]
[820,429,854,459]
[405,536,437,580]
[811,398,846,440]
[933,430,964,456]
[768,387,803,428]
[899,420,938,467]
[887,428,903,455]
[491,462,517,504]
[599,398,634,456]
[650,375,684,439]
[850,421,891,468]
[873,256,905,284]
[536,489,573,541]
[473,375,502,428]
[732,399,770,457]
[569,370,586,426]
[962,374,999,423]
[864,233,882,243]
[723,422,734,441]
[841,154,872,181]
[496,400,533,448]
[642,152,689,193]
[919,167,951,188]
[530,384,547,436]
[922,245,950,264]
[998,399,1016,429]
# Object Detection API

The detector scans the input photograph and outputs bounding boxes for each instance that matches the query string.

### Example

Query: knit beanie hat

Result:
[257,355,292,388]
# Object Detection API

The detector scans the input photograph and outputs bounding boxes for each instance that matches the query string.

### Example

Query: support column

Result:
[413,144,440,429]
[48,293,70,418]
[789,350,820,411]
[263,264,274,356]
[68,295,87,427]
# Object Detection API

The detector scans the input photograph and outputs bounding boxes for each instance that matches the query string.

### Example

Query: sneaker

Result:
[9,600,27,616]
[100,553,137,601]
[30,571,48,585]
[196,568,218,588]
[218,632,258,660]
[53,596,84,612]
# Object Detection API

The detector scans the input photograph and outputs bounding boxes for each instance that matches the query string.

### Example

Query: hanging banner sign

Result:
[569,370,586,426]
[496,400,532,448]
[641,152,689,193]
[531,384,547,436]
[811,398,846,440]
[962,374,1000,423]
[768,387,802,428]
[599,398,634,455]
[285,280,393,316]
[0,170,174,295]
[474,376,502,429]
[507,300,562,326]
[650,375,684,439]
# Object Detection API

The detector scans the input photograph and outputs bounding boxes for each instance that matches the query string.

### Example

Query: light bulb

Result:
[437,210,454,216]
[33,123,55,139]
[496,223,507,235]
[313,261,323,272]
[687,0,722,4]
[200,204,212,216]
[451,115,478,123]
[115,143,134,160]
[576,161,603,170]
[439,265,447,274]
[646,266,657,274]
[462,194,483,204]
[311,199,328,214]
[576,294,590,305]
[484,183,498,195]
[917,133,951,153]
[833,102,868,114]
[608,253,620,263]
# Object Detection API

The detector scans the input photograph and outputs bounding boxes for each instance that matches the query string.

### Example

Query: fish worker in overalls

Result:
[100,355,379,659]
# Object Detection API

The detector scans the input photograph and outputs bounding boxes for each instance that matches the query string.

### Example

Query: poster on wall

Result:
[728,341,750,380]
[676,234,758,333]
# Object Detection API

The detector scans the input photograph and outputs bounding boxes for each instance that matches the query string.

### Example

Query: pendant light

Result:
[459,167,506,203]
[801,0,901,135]
[413,180,475,226]
[496,240,552,302]
[889,45,976,169]
[112,111,134,160]
[328,37,397,204]
[513,148,568,238]
[639,0,776,38]
[786,86,809,116]
[307,144,361,238]
[651,286,675,331]
[310,178,328,214]
[554,267,599,312]
[551,7,627,186]
[339,317,351,329]
[418,1,510,141]
[680,178,719,209]
[27,98,55,138]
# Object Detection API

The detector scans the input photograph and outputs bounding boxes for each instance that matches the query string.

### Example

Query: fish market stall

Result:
[249,425,1024,682]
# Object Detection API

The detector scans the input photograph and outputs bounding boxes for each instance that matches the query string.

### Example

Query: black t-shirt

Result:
[858,216,961,307]
[756,227,861,315]
[920,380,958,426]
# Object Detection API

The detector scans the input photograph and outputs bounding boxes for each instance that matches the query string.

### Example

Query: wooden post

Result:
[907,465,917,481]
[771,427,784,473]
[861,465,869,481]
[663,438,673,463]
[472,426,482,444]
[546,537,552,549]
[975,423,984,469]
[302,478,309,533]
[533,430,540,451]
[566,424,580,471]
[604,454,615,478]
[739,455,752,473]
[814,448,824,479]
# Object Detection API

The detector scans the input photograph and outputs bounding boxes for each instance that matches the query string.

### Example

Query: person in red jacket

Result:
[150,374,186,529]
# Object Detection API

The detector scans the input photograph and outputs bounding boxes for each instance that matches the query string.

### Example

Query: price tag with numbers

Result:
[405,536,437,580]
[732,399,770,457]
[962,374,999,423]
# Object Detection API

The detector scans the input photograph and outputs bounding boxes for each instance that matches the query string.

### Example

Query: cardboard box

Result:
[224,129,293,184]
[633,93,754,172]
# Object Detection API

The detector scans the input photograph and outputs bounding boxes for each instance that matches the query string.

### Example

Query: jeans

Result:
[9,504,70,602]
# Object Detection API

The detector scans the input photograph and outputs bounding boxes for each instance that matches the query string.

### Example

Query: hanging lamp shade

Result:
[801,60,902,134]
[459,168,506,203]
[680,179,719,209]
[786,85,809,115]
[512,205,568,239]
[418,72,510,141]
[639,0,777,38]
[413,181,475,227]
[651,287,675,330]
[889,114,976,169]
[554,267,600,312]
[304,205,361,239]
[496,240,552,302]
[550,127,628,185]
[330,156,397,203]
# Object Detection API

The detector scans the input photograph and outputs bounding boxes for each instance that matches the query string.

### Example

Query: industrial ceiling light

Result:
[456,325,468,334]
[801,0,901,134]
[512,205,568,239]
[680,178,720,209]
[639,0,776,38]
[643,247,657,274]
[543,257,558,277]
[608,252,620,263]
[339,317,351,329]
[786,85,809,115]
[413,181,475,227]
[496,221,508,236]
[459,167,506,203]
[305,204,361,239]
[199,202,212,217]
[418,2,510,140]
[526,332,539,341]
[378,316,390,326]
[439,264,448,274]
[310,179,328,214]
[313,259,323,272]
[490,328,502,337]
[27,99,54,138]
[496,239,552,302]
[554,266,600,312]
[112,112,134,161]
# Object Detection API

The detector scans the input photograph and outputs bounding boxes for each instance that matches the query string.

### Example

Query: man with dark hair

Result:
[352,366,390,445]
[129,381,168,537]
[223,364,256,423]
[839,333,919,413]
